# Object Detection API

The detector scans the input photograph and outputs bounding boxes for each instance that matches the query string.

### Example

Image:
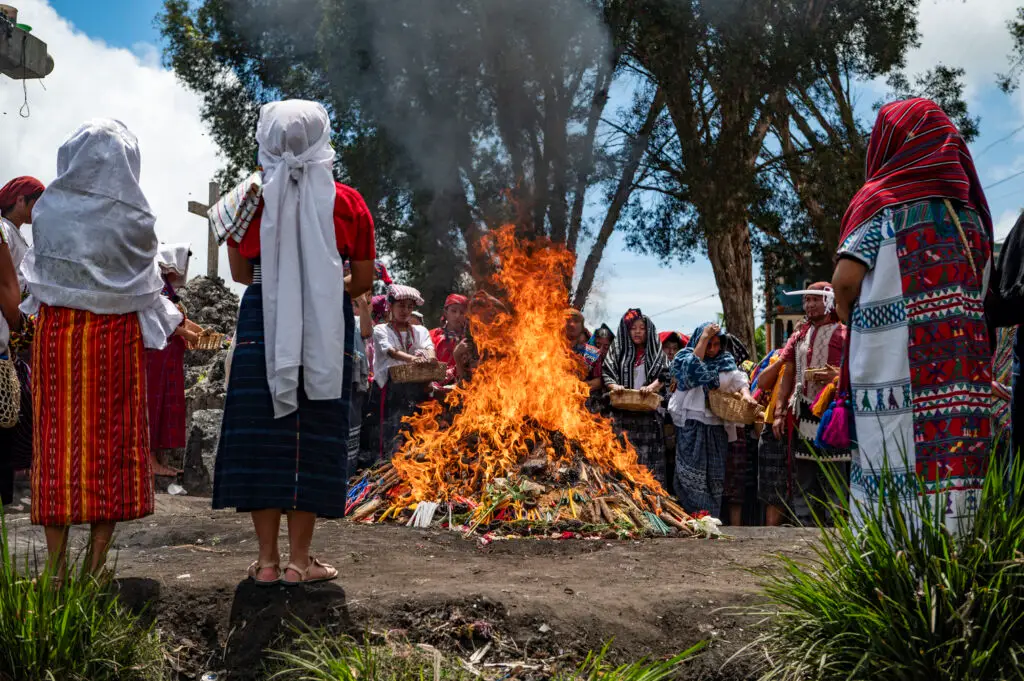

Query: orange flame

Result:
[391,226,665,504]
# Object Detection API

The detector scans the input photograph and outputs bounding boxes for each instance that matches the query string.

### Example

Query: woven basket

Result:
[0,358,21,429]
[708,390,763,425]
[804,366,836,382]
[389,361,446,384]
[609,388,661,412]
[189,330,225,351]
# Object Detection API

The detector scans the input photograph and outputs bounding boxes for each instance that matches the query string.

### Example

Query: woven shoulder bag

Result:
[0,356,20,429]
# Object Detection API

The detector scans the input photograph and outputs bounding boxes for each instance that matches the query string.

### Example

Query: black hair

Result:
[0,189,43,215]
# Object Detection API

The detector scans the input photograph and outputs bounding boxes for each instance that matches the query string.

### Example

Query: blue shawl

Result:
[672,323,738,391]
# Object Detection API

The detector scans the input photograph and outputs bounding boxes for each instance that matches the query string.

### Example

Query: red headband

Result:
[0,176,44,211]
[445,294,469,308]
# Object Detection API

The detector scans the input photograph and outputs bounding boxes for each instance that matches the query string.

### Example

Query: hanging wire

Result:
[648,292,719,318]
[18,32,30,118]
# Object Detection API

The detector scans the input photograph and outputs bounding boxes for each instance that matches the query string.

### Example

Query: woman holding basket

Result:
[371,284,437,460]
[670,322,754,518]
[603,308,669,487]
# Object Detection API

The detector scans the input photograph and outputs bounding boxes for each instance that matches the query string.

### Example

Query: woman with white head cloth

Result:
[146,243,199,477]
[214,100,375,586]
[21,118,184,576]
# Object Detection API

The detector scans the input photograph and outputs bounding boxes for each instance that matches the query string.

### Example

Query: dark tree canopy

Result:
[160,0,664,322]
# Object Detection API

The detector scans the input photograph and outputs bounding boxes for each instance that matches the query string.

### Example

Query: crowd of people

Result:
[0,96,1019,584]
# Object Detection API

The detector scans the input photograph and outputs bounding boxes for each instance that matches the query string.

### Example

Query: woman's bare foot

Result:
[150,454,181,477]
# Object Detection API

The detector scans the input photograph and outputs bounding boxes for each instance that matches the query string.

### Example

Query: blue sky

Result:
[10,0,1024,340]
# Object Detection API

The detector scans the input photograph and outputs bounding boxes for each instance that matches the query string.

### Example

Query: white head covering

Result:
[257,100,345,418]
[157,242,191,281]
[20,118,181,348]
[785,286,836,317]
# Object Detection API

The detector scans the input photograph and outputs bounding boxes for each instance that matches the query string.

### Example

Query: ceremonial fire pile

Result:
[347,227,717,539]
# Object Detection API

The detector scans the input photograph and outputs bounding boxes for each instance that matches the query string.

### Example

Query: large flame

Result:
[390,226,665,505]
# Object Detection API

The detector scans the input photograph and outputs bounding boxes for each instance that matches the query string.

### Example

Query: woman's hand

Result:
[702,323,721,340]
[607,383,624,393]
[772,413,786,439]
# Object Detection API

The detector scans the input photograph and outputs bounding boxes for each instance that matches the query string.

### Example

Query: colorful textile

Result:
[839,199,992,533]
[994,327,1016,433]
[674,419,728,517]
[672,323,737,392]
[208,172,262,246]
[371,295,389,324]
[213,284,350,518]
[31,305,154,526]
[445,293,468,308]
[603,309,667,390]
[430,326,464,385]
[840,98,991,245]
[388,284,424,306]
[146,335,186,449]
[611,409,666,487]
[229,182,377,262]
[375,260,393,285]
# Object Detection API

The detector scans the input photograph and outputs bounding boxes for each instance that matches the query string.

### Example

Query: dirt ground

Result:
[2,494,817,680]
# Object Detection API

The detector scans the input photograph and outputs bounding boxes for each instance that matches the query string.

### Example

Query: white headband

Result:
[786,287,835,316]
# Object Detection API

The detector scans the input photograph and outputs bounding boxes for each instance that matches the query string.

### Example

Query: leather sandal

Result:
[247,560,281,586]
[281,557,338,587]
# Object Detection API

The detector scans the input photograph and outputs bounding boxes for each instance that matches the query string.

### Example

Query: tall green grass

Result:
[751,453,1024,680]
[271,632,704,681]
[0,515,166,681]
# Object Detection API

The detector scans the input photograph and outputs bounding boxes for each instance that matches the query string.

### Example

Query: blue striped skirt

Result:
[212,282,353,518]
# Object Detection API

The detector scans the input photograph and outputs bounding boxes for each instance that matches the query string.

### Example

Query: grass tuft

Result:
[749,451,1024,680]
[270,630,705,680]
[0,514,167,681]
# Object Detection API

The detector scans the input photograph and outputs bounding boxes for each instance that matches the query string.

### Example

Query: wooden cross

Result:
[187,181,221,279]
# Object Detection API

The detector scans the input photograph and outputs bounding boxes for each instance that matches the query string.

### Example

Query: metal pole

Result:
[206,181,221,278]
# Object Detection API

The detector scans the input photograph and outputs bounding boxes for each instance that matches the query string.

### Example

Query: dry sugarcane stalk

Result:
[660,513,691,534]
[351,498,382,522]
[662,498,693,521]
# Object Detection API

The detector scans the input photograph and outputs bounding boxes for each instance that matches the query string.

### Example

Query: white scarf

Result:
[20,118,181,348]
[157,242,191,281]
[257,100,345,418]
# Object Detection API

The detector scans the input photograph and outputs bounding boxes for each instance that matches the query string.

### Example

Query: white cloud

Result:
[0,0,225,283]
[995,207,1021,240]
[908,0,1018,102]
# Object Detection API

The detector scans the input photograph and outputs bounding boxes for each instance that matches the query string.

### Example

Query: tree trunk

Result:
[572,89,664,310]
[705,221,756,357]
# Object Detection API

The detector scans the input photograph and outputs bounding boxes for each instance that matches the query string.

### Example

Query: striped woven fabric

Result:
[840,98,991,245]
[30,305,154,526]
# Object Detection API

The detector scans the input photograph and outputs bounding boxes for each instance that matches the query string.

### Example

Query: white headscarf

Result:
[20,118,181,349]
[257,100,345,418]
[158,242,191,282]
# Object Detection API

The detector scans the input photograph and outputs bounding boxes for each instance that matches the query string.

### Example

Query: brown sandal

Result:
[247,560,281,586]
[281,557,338,587]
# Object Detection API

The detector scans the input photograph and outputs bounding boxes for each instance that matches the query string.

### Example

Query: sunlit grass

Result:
[749,450,1024,680]
[0,514,166,681]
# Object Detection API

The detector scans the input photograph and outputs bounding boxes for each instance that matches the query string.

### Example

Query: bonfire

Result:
[347,227,708,539]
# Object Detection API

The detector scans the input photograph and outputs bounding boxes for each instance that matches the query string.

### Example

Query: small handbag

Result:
[0,355,21,429]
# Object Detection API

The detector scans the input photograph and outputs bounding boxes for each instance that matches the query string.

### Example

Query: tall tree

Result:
[614,0,933,351]
[160,0,663,318]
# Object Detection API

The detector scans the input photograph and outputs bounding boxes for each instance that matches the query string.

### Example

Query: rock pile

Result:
[175,276,239,495]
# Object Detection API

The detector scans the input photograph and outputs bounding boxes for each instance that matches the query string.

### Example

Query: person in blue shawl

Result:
[670,322,751,517]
